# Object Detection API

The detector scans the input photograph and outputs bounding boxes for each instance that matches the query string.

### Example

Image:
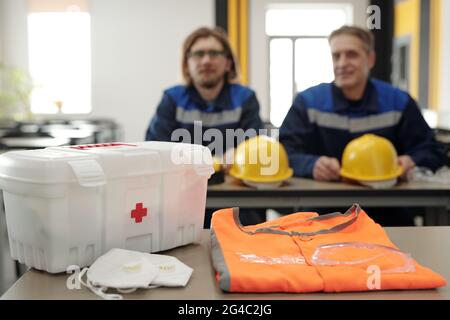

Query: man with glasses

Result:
[145,27,265,227]
[146,26,263,151]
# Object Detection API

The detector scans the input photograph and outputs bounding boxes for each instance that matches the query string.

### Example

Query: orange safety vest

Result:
[211,204,446,293]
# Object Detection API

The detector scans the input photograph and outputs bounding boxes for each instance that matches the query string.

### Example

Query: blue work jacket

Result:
[279,79,445,177]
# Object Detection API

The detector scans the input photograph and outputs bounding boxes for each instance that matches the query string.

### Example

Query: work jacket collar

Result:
[332,79,379,114]
[187,82,232,111]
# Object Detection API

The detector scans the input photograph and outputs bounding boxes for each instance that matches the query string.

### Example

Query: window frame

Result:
[265,3,353,127]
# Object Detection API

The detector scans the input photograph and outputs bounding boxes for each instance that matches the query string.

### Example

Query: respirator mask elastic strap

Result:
[78,267,123,300]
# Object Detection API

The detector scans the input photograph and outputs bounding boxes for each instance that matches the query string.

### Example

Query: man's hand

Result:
[398,155,416,180]
[313,156,341,181]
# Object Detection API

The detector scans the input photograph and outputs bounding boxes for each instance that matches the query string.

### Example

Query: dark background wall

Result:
[370,0,394,83]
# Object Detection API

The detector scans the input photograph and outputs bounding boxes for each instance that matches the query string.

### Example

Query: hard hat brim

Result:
[229,168,294,183]
[340,166,403,182]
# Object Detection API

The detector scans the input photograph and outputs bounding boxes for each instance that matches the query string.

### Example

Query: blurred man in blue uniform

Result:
[146,27,265,227]
[280,26,445,225]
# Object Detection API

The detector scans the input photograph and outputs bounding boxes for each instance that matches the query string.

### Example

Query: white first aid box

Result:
[0,142,213,273]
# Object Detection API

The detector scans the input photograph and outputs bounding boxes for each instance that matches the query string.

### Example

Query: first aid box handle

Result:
[68,160,107,187]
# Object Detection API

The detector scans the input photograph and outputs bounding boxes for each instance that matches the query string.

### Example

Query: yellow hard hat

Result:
[340,134,403,182]
[229,135,293,183]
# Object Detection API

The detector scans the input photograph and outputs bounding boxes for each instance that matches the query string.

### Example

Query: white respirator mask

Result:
[79,248,193,299]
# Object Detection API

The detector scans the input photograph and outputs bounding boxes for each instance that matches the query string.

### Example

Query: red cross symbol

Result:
[131,203,147,223]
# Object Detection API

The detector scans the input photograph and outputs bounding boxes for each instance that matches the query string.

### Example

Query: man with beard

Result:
[146,27,265,227]
[146,26,263,150]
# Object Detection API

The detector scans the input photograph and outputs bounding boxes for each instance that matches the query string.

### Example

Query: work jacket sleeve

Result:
[239,92,264,132]
[145,92,178,142]
[396,97,446,171]
[279,95,320,178]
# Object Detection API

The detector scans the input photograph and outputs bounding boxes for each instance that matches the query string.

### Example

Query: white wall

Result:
[0,0,4,62]
[249,0,369,120]
[439,0,450,128]
[89,0,214,141]
[0,0,214,141]
[1,0,28,69]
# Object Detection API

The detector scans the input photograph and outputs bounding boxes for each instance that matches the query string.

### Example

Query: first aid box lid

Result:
[0,142,214,186]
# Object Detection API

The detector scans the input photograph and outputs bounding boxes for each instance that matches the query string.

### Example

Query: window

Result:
[266,4,353,127]
[27,1,91,114]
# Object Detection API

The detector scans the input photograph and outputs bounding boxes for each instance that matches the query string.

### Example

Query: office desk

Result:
[1,227,449,300]
[207,177,450,225]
